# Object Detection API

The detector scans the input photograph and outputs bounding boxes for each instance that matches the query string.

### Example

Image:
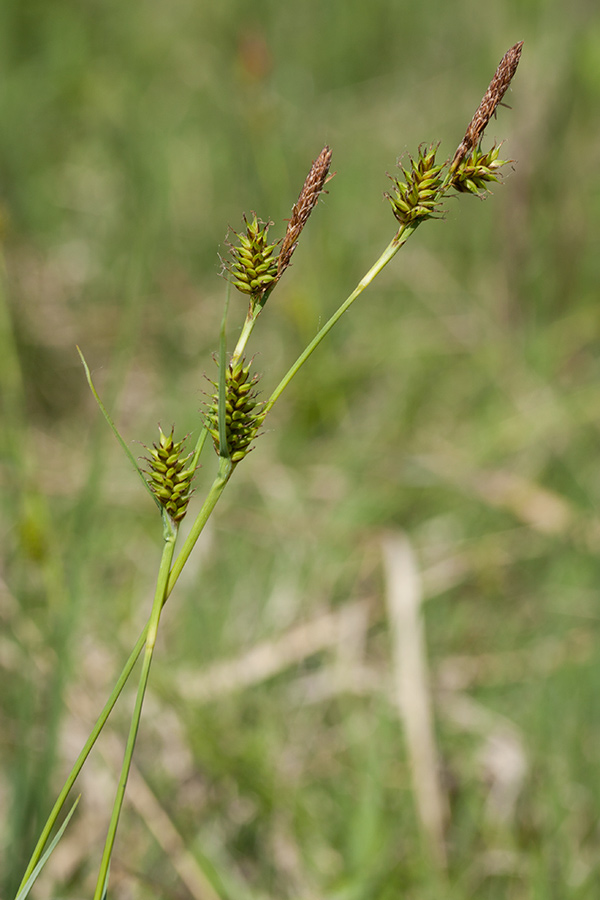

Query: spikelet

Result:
[225,214,279,305]
[451,143,511,195]
[385,144,445,227]
[205,358,265,463]
[144,427,195,523]
[451,41,523,172]
[278,145,333,277]
[223,148,332,312]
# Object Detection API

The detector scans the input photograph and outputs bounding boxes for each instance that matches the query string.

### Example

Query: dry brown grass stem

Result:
[278,145,333,276]
[174,599,370,702]
[382,532,448,870]
[451,41,523,170]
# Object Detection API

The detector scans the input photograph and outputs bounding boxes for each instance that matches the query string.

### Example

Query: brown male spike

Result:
[451,41,523,172]
[278,145,333,277]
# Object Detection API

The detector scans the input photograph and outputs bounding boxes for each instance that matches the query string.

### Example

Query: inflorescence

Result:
[144,427,196,523]
[205,357,265,463]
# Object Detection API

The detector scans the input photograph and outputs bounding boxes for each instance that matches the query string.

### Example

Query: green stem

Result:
[15,629,147,895]
[17,462,233,895]
[231,308,257,365]
[167,456,233,592]
[263,223,417,414]
[190,425,209,474]
[93,517,177,900]
[217,290,231,459]
[230,282,275,367]
[90,462,233,897]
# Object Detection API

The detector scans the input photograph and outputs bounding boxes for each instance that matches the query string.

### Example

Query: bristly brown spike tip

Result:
[278,145,333,276]
[451,41,523,172]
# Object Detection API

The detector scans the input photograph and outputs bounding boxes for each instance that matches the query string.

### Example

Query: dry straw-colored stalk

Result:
[451,41,523,171]
[278,145,333,276]
[382,532,448,870]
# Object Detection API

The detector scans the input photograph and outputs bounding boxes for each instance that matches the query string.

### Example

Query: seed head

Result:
[278,146,333,277]
[385,143,445,226]
[451,144,511,195]
[224,214,279,306]
[451,41,523,171]
[144,427,195,523]
[205,357,265,463]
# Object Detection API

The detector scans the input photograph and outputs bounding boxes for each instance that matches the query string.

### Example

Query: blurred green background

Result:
[2,1,600,897]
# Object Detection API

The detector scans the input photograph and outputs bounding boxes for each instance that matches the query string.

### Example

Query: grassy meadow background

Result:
[2,1,600,897]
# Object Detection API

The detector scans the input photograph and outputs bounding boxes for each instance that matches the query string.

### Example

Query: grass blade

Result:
[15,796,80,900]
[77,346,157,506]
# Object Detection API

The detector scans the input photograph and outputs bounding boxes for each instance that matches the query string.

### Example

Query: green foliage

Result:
[2,1,600,898]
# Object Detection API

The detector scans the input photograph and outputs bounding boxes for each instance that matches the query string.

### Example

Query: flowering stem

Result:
[18,63,522,881]
[23,166,454,892]
[167,455,233,591]
[93,515,178,900]
[230,286,275,367]
[263,222,418,415]
[171,225,425,584]
[231,309,258,365]
[15,631,147,895]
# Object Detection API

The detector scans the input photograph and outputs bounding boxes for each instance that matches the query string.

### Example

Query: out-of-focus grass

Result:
[2,1,600,898]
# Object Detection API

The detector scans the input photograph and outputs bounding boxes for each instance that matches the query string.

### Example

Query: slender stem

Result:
[167,456,233,593]
[217,290,231,459]
[93,518,177,900]
[263,224,417,415]
[231,308,257,365]
[15,629,147,895]
[190,425,209,473]
[17,463,233,894]
[231,280,277,367]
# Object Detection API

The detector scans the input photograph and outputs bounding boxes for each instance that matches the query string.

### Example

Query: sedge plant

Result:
[15,41,523,898]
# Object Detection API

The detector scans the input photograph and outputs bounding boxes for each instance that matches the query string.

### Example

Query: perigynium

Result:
[15,41,522,900]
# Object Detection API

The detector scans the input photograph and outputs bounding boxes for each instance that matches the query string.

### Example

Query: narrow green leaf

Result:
[15,797,81,900]
[77,346,157,506]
